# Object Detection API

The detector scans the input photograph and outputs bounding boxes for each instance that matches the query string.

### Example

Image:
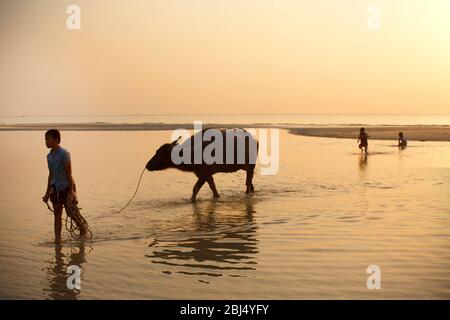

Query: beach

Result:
[1,123,449,142]
[2,0,450,304]
[1,128,449,299]
[289,125,450,142]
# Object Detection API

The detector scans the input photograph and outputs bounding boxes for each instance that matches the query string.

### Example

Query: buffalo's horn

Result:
[171,136,182,145]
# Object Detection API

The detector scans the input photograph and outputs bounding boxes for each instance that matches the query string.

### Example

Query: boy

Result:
[398,131,407,148]
[42,129,86,243]
[357,127,370,154]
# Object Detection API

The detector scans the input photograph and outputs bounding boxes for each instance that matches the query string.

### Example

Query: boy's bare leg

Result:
[53,203,63,243]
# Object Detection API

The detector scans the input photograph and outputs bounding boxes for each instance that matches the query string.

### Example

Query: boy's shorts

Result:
[49,185,69,205]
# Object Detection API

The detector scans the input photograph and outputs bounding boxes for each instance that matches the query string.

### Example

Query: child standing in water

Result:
[42,129,87,243]
[357,127,370,154]
[398,132,407,148]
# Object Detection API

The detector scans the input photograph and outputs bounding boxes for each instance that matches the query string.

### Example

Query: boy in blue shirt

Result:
[42,129,86,243]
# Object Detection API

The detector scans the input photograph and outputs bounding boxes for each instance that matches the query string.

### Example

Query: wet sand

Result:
[289,125,450,142]
[0,123,449,141]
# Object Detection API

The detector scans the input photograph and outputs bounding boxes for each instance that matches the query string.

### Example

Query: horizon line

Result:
[1,113,450,117]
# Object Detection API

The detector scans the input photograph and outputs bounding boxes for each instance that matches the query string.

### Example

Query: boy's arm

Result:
[65,160,75,199]
[43,170,53,202]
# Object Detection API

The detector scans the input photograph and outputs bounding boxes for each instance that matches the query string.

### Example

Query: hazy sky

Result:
[0,0,449,116]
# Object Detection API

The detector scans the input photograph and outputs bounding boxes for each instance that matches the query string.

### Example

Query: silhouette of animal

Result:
[146,128,258,201]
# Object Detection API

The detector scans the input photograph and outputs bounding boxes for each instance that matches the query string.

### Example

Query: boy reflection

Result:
[44,242,89,300]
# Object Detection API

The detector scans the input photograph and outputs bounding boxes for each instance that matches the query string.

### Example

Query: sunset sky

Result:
[0,0,449,116]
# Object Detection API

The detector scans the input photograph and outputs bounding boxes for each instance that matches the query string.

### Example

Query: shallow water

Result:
[0,129,449,299]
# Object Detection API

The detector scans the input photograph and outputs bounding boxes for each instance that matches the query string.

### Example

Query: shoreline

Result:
[0,123,449,141]
[288,125,450,142]
[0,122,279,131]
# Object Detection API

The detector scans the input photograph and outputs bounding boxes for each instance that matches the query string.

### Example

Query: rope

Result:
[45,199,93,240]
[44,167,146,239]
[64,201,93,239]
[115,167,146,213]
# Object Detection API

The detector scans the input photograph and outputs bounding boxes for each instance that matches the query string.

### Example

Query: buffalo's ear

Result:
[171,136,182,146]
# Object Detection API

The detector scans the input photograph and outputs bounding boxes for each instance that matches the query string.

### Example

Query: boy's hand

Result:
[68,190,78,203]
[42,193,50,203]
[67,190,74,202]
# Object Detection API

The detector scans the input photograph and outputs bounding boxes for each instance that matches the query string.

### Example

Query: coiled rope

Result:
[45,199,93,240]
[44,167,146,239]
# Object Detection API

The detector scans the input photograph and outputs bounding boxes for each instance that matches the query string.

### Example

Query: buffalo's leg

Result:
[206,176,220,198]
[246,165,255,194]
[191,177,207,202]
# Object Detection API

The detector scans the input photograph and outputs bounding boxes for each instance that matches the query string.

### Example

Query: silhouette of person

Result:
[398,132,407,148]
[357,127,370,154]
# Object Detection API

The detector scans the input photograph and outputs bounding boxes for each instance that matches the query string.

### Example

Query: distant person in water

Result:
[398,132,407,148]
[357,127,370,154]
[42,129,87,243]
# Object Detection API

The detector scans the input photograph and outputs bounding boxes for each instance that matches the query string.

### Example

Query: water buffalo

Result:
[146,128,258,202]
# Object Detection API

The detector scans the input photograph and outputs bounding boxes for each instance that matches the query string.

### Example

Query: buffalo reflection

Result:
[146,198,259,278]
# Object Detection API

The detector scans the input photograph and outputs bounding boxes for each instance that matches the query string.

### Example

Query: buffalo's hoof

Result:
[213,193,220,198]
[190,197,197,203]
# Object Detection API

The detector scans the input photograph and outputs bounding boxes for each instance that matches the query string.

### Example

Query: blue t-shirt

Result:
[47,147,71,191]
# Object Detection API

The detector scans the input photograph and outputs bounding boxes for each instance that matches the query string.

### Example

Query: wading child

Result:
[357,127,370,154]
[42,129,86,243]
[398,132,407,148]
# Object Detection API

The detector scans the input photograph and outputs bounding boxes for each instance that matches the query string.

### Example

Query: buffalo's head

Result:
[146,137,181,171]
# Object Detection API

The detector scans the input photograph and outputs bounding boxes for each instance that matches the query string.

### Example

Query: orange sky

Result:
[0,0,449,116]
